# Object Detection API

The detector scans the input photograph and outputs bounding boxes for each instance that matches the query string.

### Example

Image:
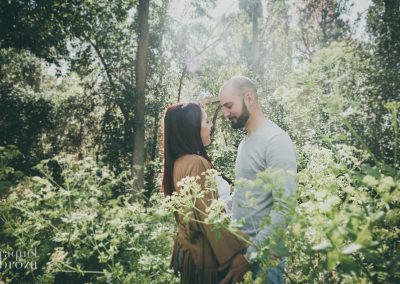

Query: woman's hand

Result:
[219,254,250,284]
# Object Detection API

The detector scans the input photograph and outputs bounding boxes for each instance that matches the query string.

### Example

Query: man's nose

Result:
[222,108,230,118]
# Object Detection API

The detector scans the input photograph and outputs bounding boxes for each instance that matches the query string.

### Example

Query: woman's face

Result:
[200,108,213,146]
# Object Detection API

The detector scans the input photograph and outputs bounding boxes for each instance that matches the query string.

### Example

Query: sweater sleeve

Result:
[246,133,297,256]
[178,155,248,266]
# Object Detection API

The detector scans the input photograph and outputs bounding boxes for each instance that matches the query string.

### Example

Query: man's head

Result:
[218,75,258,129]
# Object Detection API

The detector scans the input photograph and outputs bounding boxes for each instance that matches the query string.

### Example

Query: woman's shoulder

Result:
[175,154,212,171]
[173,155,212,189]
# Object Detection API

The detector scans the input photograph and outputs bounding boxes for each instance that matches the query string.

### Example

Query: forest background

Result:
[0,0,399,283]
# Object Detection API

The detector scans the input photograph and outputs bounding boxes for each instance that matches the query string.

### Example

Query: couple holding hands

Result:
[162,75,297,284]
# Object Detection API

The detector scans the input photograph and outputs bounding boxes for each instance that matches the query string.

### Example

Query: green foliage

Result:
[270,41,399,168]
[283,145,400,283]
[0,154,178,283]
[44,73,101,158]
[0,146,24,197]
[207,111,244,180]
[163,144,399,283]
[0,0,399,283]
[0,81,53,162]
[294,0,350,60]
[1,0,172,179]
[0,0,72,63]
[366,0,400,101]
[0,49,54,172]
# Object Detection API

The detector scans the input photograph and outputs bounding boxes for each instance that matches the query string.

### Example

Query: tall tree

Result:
[294,0,350,60]
[239,0,263,73]
[0,0,73,63]
[259,0,292,89]
[363,0,400,166]
[132,0,150,194]
[366,0,400,103]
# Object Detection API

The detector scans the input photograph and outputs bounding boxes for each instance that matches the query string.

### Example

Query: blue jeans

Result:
[252,258,285,284]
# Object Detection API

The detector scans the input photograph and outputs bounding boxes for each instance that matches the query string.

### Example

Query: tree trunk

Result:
[251,4,259,73]
[132,0,150,197]
[177,66,186,102]
[144,112,160,203]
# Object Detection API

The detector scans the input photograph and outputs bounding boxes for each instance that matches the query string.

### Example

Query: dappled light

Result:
[0,0,399,283]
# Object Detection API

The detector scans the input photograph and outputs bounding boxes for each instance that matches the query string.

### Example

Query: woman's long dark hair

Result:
[162,102,211,196]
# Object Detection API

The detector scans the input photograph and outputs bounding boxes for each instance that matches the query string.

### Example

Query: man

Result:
[218,75,297,284]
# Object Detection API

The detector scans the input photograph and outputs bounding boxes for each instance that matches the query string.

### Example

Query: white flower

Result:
[343,106,354,116]
[362,175,378,187]
[378,176,396,192]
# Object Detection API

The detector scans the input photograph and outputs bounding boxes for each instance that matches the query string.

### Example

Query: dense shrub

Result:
[0,145,24,197]
[163,143,399,283]
[284,145,399,283]
[0,154,178,284]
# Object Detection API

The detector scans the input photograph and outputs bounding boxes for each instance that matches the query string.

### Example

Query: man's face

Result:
[219,86,250,129]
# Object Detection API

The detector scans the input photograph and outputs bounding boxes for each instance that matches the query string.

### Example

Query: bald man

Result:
[218,76,297,284]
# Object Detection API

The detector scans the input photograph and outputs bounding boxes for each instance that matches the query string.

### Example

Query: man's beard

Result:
[230,100,250,129]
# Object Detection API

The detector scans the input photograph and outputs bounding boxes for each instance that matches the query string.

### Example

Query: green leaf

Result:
[356,227,372,246]
[271,240,290,257]
[327,250,339,270]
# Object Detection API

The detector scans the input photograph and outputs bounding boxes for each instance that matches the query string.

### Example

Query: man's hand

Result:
[219,253,250,284]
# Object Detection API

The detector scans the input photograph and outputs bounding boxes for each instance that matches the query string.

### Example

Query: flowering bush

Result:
[284,145,400,283]
[0,143,398,283]
[161,144,399,283]
[0,154,179,283]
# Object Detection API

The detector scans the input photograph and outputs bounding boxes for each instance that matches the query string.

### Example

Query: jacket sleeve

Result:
[181,156,248,266]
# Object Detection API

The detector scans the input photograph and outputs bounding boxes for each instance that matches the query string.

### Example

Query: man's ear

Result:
[245,92,254,106]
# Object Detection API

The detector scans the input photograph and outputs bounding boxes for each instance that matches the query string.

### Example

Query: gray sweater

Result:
[232,119,297,256]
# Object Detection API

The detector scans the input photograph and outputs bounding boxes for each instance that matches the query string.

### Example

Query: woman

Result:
[162,102,247,284]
